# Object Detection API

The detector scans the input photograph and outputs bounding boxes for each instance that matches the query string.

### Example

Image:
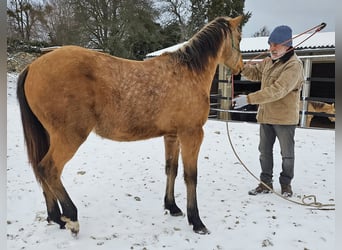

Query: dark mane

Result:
[309,101,325,109]
[167,17,232,72]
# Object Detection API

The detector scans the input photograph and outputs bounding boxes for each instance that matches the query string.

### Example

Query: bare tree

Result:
[188,0,207,34]
[253,26,270,37]
[7,0,44,41]
[41,0,83,45]
[158,0,251,40]
[70,0,122,51]
[157,0,191,41]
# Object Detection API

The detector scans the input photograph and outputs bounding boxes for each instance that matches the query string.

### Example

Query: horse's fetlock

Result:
[61,216,79,235]
[164,199,183,216]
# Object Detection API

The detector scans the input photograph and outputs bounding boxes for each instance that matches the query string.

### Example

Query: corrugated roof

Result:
[146,32,334,57]
[241,32,335,52]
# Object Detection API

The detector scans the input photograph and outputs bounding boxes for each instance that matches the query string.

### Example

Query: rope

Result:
[225,121,335,210]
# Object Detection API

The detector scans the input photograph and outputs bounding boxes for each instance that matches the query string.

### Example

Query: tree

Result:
[187,0,207,35]
[158,0,252,40]
[206,0,251,25]
[69,0,161,59]
[7,0,45,41]
[119,0,163,59]
[253,26,270,37]
[41,0,83,45]
[7,0,253,59]
[157,0,191,42]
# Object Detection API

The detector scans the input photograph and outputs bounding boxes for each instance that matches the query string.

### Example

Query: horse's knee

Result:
[165,159,178,176]
[184,168,197,186]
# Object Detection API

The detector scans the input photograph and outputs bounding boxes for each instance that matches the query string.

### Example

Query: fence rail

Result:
[209,93,335,127]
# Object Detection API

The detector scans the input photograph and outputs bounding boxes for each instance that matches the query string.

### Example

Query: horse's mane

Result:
[166,17,232,72]
[309,101,326,109]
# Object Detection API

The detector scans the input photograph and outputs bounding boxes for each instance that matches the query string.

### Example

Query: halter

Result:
[231,35,240,52]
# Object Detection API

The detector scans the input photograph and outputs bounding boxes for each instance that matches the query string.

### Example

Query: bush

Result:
[7,38,50,54]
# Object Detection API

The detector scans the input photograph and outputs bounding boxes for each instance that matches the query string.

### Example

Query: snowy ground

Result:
[7,73,335,249]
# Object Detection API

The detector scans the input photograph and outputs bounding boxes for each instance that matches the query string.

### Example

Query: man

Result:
[233,25,304,197]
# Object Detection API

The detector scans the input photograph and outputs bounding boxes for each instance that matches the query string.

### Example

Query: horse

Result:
[16,15,244,236]
[300,100,335,127]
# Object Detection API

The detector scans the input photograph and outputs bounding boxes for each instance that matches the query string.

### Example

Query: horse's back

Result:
[24,46,110,137]
[23,45,210,142]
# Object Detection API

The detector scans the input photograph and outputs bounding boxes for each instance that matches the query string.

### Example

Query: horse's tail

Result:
[17,66,49,182]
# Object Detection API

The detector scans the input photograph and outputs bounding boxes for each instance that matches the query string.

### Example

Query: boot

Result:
[248,182,273,195]
[281,184,293,197]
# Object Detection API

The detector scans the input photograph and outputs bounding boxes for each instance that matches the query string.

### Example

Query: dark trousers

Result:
[258,124,296,185]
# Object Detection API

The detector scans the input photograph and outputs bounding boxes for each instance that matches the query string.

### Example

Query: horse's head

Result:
[221,16,244,75]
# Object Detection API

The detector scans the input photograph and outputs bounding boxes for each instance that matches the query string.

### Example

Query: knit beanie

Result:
[268,25,292,47]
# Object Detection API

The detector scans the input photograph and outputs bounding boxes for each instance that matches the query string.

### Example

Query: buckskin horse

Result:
[16,16,244,235]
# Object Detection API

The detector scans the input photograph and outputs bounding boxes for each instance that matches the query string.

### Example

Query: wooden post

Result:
[218,64,231,120]
[300,58,312,127]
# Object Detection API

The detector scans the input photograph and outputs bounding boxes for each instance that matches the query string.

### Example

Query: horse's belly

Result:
[94,124,165,142]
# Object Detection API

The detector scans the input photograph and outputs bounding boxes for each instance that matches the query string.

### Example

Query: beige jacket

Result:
[242,54,304,125]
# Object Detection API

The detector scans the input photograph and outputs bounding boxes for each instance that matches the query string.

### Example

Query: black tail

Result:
[17,66,50,182]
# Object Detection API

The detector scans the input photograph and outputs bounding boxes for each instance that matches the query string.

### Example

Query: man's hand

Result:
[232,95,248,109]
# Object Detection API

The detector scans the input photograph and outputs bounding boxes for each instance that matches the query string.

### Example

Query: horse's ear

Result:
[230,15,243,28]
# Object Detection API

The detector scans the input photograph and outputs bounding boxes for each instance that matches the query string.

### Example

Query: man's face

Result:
[269,43,289,60]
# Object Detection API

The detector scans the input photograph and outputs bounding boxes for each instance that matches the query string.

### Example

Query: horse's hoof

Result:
[61,216,79,236]
[171,211,184,217]
[164,203,183,217]
[194,226,210,235]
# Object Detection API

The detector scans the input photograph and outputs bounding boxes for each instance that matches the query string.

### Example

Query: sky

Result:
[242,0,335,37]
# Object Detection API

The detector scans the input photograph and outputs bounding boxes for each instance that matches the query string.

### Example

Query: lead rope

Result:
[226,22,335,210]
[225,122,335,210]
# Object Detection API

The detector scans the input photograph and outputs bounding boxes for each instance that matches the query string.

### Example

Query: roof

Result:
[146,32,335,57]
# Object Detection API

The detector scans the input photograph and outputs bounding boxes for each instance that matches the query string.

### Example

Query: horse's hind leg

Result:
[163,134,183,216]
[37,133,87,235]
[42,186,65,229]
[178,128,209,234]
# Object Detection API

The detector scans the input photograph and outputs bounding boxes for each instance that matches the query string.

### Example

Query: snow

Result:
[7,73,335,249]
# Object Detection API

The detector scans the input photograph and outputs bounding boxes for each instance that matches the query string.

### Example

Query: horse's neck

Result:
[197,58,222,93]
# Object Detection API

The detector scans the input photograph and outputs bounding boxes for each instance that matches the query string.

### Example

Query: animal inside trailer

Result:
[300,100,335,127]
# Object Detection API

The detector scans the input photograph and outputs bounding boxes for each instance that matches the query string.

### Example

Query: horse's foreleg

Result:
[179,128,209,234]
[163,134,183,216]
